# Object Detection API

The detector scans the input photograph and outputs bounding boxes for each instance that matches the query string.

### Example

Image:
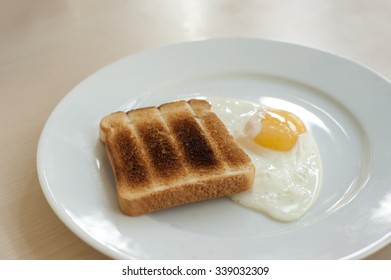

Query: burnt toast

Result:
[100,99,255,216]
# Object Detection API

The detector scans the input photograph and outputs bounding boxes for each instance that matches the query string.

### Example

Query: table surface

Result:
[1,0,390,260]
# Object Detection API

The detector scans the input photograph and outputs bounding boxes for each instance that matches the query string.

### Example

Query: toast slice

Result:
[100,99,255,216]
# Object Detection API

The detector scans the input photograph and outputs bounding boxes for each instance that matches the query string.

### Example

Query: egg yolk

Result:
[254,109,306,151]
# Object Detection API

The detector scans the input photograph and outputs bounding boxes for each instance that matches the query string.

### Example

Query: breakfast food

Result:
[206,96,322,222]
[100,99,255,216]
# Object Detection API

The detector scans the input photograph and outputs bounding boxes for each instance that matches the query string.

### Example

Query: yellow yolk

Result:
[254,109,307,151]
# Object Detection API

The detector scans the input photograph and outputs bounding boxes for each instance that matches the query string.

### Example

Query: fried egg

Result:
[205,96,322,222]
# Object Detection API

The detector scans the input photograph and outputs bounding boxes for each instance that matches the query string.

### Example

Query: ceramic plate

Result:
[37,38,391,259]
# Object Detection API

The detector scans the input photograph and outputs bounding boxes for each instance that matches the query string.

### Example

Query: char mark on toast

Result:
[105,120,151,190]
[171,117,217,168]
[129,106,186,182]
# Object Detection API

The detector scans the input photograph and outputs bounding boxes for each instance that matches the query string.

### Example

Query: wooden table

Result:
[1,0,390,259]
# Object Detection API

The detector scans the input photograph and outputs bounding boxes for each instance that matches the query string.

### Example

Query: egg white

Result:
[204,96,322,222]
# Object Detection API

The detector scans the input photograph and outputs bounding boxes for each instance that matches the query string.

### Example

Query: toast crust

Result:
[100,99,255,216]
[118,172,253,216]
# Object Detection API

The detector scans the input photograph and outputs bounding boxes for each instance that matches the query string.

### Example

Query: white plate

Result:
[37,38,391,259]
